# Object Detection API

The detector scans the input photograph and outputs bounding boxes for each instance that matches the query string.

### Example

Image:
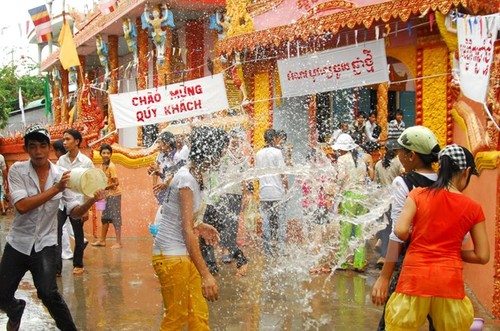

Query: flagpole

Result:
[46,0,54,53]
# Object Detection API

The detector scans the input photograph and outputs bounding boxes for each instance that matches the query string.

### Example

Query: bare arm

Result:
[105,177,119,191]
[394,197,416,241]
[462,221,489,264]
[371,239,403,305]
[69,189,105,219]
[14,171,71,214]
[179,187,218,301]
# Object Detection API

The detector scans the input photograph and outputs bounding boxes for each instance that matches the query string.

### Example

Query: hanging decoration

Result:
[123,17,138,64]
[209,11,223,32]
[142,2,175,66]
[96,34,110,81]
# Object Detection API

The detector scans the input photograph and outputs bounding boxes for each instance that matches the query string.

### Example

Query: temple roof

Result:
[217,0,495,54]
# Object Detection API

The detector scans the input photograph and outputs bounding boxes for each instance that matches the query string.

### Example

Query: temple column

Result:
[52,71,61,125]
[60,67,69,124]
[377,82,388,142]
[108,35,119,134]
[76,56,86,125]
[137,16,149,146]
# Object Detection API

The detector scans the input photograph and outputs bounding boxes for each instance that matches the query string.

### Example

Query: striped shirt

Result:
[387,119,405,140]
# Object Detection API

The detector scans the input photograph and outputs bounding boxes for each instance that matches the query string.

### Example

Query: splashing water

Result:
[209,146,392,329]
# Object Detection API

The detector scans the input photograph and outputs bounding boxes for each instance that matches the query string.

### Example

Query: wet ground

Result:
[0,213,498,331]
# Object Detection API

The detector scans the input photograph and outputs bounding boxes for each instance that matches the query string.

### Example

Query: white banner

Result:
[277,39,389,98]
[109,74,229,129]
[457,14,498,103]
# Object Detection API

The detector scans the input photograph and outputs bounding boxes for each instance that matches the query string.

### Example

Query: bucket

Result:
[69,168,107,197]
[95,199,107,211]
[470,318,484,331]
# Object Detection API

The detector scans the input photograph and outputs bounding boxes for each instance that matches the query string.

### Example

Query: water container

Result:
[68,168,107,197]
[95,199,107,211]
[470,318,484,331]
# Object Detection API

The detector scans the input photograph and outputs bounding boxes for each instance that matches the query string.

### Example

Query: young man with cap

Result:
[0,124,105,331]
[385,144,489,330]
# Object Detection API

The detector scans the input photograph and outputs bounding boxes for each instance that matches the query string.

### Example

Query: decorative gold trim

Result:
[218,0,494,54]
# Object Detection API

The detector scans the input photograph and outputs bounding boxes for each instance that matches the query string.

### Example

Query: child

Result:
[92,144,122,248]
[385,144,489,330]
[332,134,368,272]
[387,109,406,140]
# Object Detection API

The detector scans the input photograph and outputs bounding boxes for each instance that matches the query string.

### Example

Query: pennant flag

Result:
[28,5,52,43]
[99,0,117,15]
[18,88,26,126]
[44,75,52,116]
[58,20,80,69]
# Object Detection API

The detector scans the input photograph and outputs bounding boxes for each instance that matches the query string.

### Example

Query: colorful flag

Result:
[28,5,52,43]
[18,88,25,126]
[99,0,117,15]
[44,75,52,116]
[58,20,80,70]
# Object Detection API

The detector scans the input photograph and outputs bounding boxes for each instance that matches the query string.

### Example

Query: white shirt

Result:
[0,154,6,183]
[56,151,94,205]
[218,148,250,196]
[176,145,189,163]
[7,160,80,255]
[389,172,438,243]
[365,120,379,142]
[153,166,202,255]
[255,146,286,201]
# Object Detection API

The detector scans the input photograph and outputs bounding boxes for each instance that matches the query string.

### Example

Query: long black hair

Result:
[382,149,396,168]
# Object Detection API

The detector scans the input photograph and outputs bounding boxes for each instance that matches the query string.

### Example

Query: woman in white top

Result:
[152,126,223,330]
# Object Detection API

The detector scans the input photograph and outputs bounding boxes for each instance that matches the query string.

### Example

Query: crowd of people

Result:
[0,115,490,330]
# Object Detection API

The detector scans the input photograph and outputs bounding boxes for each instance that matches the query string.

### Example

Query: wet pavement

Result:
[0,214,498,331]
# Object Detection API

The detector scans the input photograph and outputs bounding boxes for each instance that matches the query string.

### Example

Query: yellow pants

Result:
[152,255,209,331]
[385,292,474,331]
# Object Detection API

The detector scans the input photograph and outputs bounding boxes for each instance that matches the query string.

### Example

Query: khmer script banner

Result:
[457,14,498,103]
[277,39,389,98]
[109,73,229,129]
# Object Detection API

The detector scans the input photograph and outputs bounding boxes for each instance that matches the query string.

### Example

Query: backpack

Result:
[401,172,435,191]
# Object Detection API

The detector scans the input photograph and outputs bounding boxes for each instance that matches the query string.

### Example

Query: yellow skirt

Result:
[385,292,474,331]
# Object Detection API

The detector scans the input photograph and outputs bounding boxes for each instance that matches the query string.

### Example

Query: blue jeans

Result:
[0,243,77,330]
[259,200,287,255]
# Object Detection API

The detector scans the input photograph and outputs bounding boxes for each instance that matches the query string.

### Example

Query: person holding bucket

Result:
[57,129,95,275]
[92,144,123,248]
[0,124,105,331]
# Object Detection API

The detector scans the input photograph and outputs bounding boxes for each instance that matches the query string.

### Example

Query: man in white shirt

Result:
[56,129,94,275]
[255,129,288,255]
[0,124,104,331]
